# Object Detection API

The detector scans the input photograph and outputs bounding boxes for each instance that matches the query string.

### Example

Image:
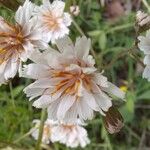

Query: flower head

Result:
[51,120,90,148]
[0,0,48,85]
[23,36,125,123]
[138,30,150,81]
[34,0,72,43]
[31,119,56,144]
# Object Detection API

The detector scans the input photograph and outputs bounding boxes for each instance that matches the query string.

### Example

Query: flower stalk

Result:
[9,81,15,108]
[35,109,47,150]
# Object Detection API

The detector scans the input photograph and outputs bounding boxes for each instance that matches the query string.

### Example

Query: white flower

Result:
[51,121,90,148]
[34,0,72,43]
[138,30,150,81]
[23,36,125,123]
[136,11,150,27]
[31,119,56,144]
[0,0,48,85]
[70,5,80,16]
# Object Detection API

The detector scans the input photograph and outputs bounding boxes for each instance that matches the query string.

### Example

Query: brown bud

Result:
[103,106,124,134]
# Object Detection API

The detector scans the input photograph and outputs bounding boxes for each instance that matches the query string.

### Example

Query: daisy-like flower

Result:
[31,119,55,144]
[23,36,125,123]
[0,0,48,85]
[51,120,90,148]
[138,30,150,81]
[34,0,72,43]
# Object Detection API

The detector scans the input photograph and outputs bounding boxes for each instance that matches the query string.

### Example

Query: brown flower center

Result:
[51,70,92,99]
[42,11,61,31]
[0,23,24,64]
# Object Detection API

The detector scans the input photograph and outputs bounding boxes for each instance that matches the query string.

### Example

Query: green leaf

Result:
[88,30,101,37]
[99,31,107,50]
[120,92,135,123]
[137,90,150,100]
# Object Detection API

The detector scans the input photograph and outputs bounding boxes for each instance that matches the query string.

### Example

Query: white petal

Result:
[56,36,74,53]
[75,36,91,59]
[22,64,50,79]
[57,95,76,120]
[93,73,109,87]
[143,65,150,81]
[103,82,125,100]
[82,90,99,111]
[33,95,52,108]
[4,58,19,80]
[143,55,150,65]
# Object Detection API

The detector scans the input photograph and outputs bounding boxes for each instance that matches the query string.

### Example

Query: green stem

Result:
[14,128,36,144]
[35,109,47,150]
[106,23,134,34]
[142,0,150,13]
[128,47,145,68]
[9,81,15,108]
[125,125,141,141]
[72,18,85,36]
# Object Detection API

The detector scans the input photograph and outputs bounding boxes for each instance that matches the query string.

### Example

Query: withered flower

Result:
[103,106,124,134]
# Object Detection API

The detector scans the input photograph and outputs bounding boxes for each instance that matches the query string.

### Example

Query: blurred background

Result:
[0,0,150,149]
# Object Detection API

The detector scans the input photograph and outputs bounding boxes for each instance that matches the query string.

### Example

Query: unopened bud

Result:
[136,11,150,27]
[103,106,124,134]
[70,5,80,16]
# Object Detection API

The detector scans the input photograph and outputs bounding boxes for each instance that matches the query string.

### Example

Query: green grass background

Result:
[0,0,150,149]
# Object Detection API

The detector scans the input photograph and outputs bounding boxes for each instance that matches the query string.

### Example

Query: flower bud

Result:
[103,106,124,134]
[70,5,80,16]
[136,11,150,27]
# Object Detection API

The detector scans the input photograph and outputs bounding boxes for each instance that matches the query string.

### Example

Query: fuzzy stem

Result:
[35,109,47,150]
[9,81,15,108]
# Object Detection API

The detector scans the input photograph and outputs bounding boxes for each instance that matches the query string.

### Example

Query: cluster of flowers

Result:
[31,119,90,148]
[0,0,127,148]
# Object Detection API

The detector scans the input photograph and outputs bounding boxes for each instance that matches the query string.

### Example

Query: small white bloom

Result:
[0,0,48,85]
[31,119,56,144]
[136,11,150,27]
[23,36,125,123]
[70,5,80,16]
[34,0,72,43]
[51,121,90,148]
[138,30,150,81]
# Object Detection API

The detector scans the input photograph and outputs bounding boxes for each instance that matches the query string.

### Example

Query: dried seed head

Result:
[103,106,124,134]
